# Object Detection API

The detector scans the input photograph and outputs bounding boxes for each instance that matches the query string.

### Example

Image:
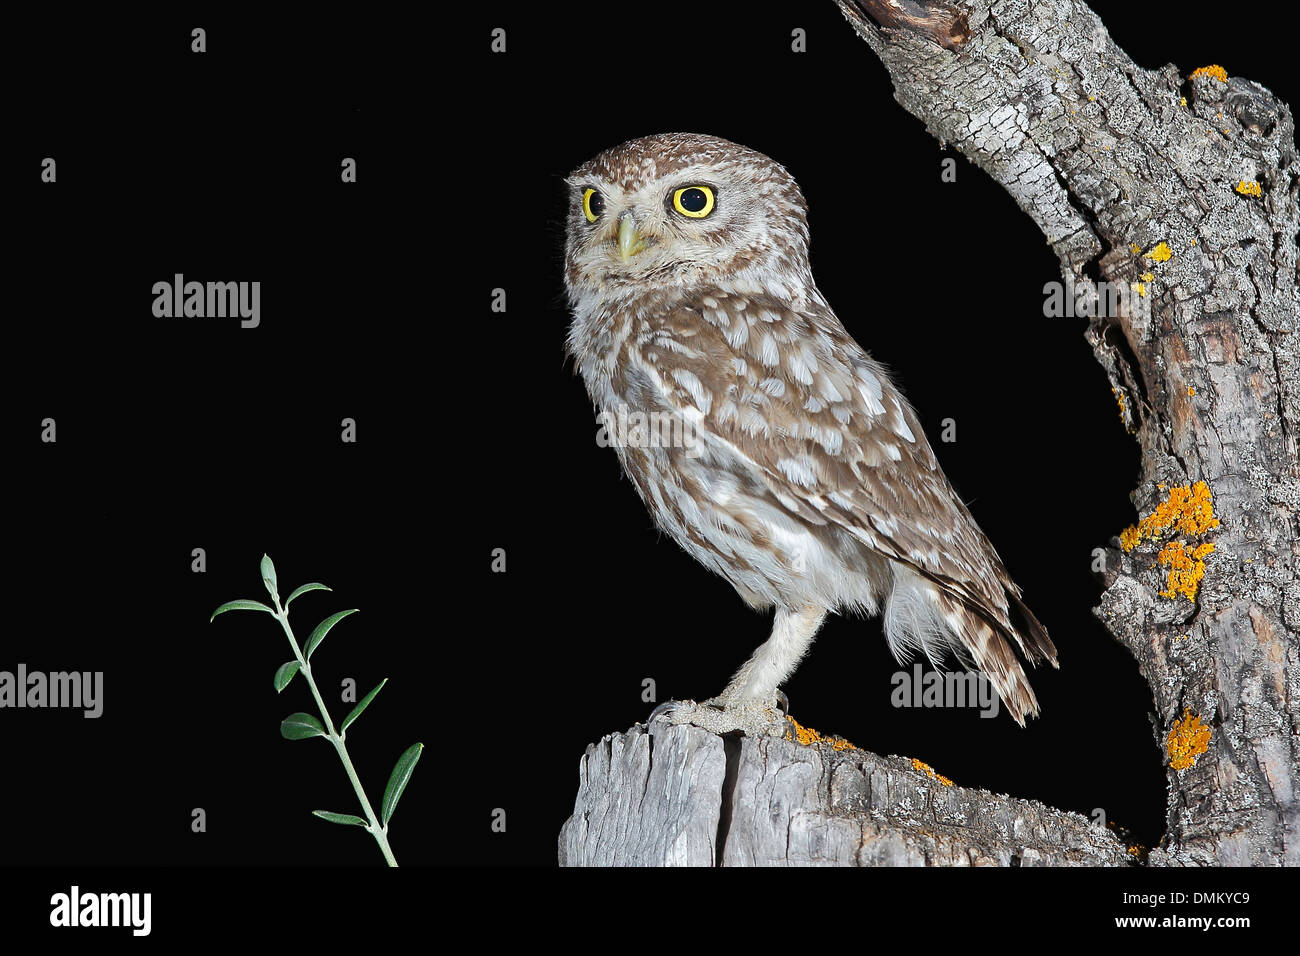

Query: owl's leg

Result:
[652,605,826,737]
[714,605,827,706]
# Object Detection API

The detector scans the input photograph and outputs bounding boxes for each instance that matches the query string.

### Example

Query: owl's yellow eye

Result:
[672,185,715,219]
[582,188,605,223]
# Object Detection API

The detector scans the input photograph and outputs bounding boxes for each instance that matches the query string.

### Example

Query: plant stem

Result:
[272,600,398,867]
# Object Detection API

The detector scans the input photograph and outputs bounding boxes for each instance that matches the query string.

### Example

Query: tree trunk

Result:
[560,0,1298,865]
[560,723,1132,865]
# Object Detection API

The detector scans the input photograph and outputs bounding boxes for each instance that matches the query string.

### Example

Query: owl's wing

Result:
[644,289,1057,720]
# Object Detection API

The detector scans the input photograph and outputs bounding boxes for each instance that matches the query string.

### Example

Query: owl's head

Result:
[564,133,811,300]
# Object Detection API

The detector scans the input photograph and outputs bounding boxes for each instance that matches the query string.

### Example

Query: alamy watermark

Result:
[0,663,103,718]
[50,886,150,936]
[1042,274,1151,322]
[890,662,1000,718]
[152,273,260,328]
[596,405,703,458]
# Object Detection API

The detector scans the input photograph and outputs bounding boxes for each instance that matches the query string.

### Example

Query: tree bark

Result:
[560,0,1298,865]
[831,0,1299,867]
[560,723,1132,865]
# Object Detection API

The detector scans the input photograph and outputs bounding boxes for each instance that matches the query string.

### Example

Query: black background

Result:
[4,0,1295,933]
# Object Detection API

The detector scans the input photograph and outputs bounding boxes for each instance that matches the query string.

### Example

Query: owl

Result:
[564,133,1057,735]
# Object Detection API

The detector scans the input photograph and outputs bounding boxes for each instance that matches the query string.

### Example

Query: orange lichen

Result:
[1146,241,1174,263]
[1110,388,1137,436]
[1235,180,1261,197]
[1120,481,1220,552]
[784,715,857,752]
[1187,386,1197,396]
[1189,64,1228,82]
[1167,709,1212,770]
[1157,540,1216,600]
[1105,819,1148,863]
[1131,281,1147,298]
[1128,242,1142,255]
[910,758,954,786]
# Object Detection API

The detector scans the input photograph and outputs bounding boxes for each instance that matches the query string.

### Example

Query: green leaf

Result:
[210,599,274,623]
[280,712,326,740]
[285,582,331,609]
[341,678,388,734]
[305,609,359,659]
[260,554,278,601]
[273,660,301,693]
[381,742,423,827]
[312,811,369,828]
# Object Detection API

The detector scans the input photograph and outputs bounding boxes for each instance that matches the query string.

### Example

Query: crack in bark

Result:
[713,734,742,865]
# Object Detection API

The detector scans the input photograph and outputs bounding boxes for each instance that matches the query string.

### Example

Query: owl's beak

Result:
[617,213,647,263]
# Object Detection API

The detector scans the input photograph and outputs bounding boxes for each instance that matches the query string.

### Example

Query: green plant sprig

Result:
[211,554,422,867]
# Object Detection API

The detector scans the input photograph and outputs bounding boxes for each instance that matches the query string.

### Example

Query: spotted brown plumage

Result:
[565,133,1057,732]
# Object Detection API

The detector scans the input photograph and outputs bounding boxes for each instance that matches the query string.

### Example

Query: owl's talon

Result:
[649,697,788,737]
[648,700,683,725]
[775,690,790,716]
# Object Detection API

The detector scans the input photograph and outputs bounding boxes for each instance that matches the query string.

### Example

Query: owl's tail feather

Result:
[883,568,1046,727]
[1007,593,1059,668]
[946,603,1040,727]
